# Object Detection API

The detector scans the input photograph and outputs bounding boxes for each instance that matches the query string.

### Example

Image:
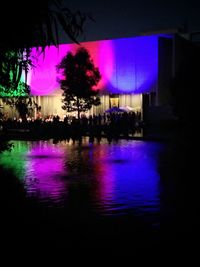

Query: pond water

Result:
[0,138,184,250]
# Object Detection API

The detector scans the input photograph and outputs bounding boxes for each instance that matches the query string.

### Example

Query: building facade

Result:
[0,32,189,122]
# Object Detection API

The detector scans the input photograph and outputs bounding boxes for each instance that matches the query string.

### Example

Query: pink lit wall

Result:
[29,36,159,96]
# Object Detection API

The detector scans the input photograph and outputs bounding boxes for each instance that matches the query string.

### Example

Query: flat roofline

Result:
[59,32,173,46]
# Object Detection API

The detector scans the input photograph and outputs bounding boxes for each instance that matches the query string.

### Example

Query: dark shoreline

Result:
[0,130,176,143]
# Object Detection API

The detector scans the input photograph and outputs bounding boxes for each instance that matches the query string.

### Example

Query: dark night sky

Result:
[61,0,200,43]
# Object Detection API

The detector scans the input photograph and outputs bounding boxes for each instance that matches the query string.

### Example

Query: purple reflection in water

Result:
[25,142,68,205]
[4,139,163,220]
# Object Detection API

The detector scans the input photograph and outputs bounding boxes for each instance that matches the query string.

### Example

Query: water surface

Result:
[0,138,165,248]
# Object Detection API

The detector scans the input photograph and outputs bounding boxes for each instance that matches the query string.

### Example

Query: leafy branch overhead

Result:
[0,0,88,50]
[0,0,90,91]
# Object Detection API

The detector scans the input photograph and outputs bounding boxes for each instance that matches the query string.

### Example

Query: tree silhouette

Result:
[56,47,101,120]
[3,96,41,122]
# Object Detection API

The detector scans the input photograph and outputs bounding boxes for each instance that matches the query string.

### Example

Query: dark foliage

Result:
[0,0,87,50]
[0,0,88,92]
[3,97,41,121]
[56,47,101,119]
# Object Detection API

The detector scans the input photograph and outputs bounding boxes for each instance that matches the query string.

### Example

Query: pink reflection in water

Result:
[25,142,68,204]
[87,147,115,208]
[15,139,160,217]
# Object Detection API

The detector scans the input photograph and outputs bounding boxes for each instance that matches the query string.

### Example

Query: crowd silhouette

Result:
[0,111,143,142]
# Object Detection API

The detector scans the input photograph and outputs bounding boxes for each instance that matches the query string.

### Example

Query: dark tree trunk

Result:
[77,97,80,121]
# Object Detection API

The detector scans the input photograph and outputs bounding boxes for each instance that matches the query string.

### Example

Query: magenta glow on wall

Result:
[29,35,159,95]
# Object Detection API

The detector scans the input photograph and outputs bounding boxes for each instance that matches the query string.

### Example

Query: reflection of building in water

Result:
[0,31,196,123]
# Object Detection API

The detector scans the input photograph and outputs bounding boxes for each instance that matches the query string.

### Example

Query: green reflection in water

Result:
[0,141,28,180]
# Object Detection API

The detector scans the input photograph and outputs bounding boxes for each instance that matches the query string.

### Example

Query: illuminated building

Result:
[0,32,189,121]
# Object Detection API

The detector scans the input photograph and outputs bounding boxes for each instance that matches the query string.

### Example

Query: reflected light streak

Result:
[25,142,67,203]
[90,141,161,216]
[0,141,28,179]
[0,139,162,218]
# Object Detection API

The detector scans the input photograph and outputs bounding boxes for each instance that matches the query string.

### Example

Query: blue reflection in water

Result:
[0,139,164,221]
[82,140,162,231]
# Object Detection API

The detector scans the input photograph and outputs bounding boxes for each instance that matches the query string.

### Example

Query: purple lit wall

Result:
[29,36,159,95]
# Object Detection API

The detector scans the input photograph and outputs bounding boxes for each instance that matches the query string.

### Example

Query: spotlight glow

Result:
[2,35,160,96]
